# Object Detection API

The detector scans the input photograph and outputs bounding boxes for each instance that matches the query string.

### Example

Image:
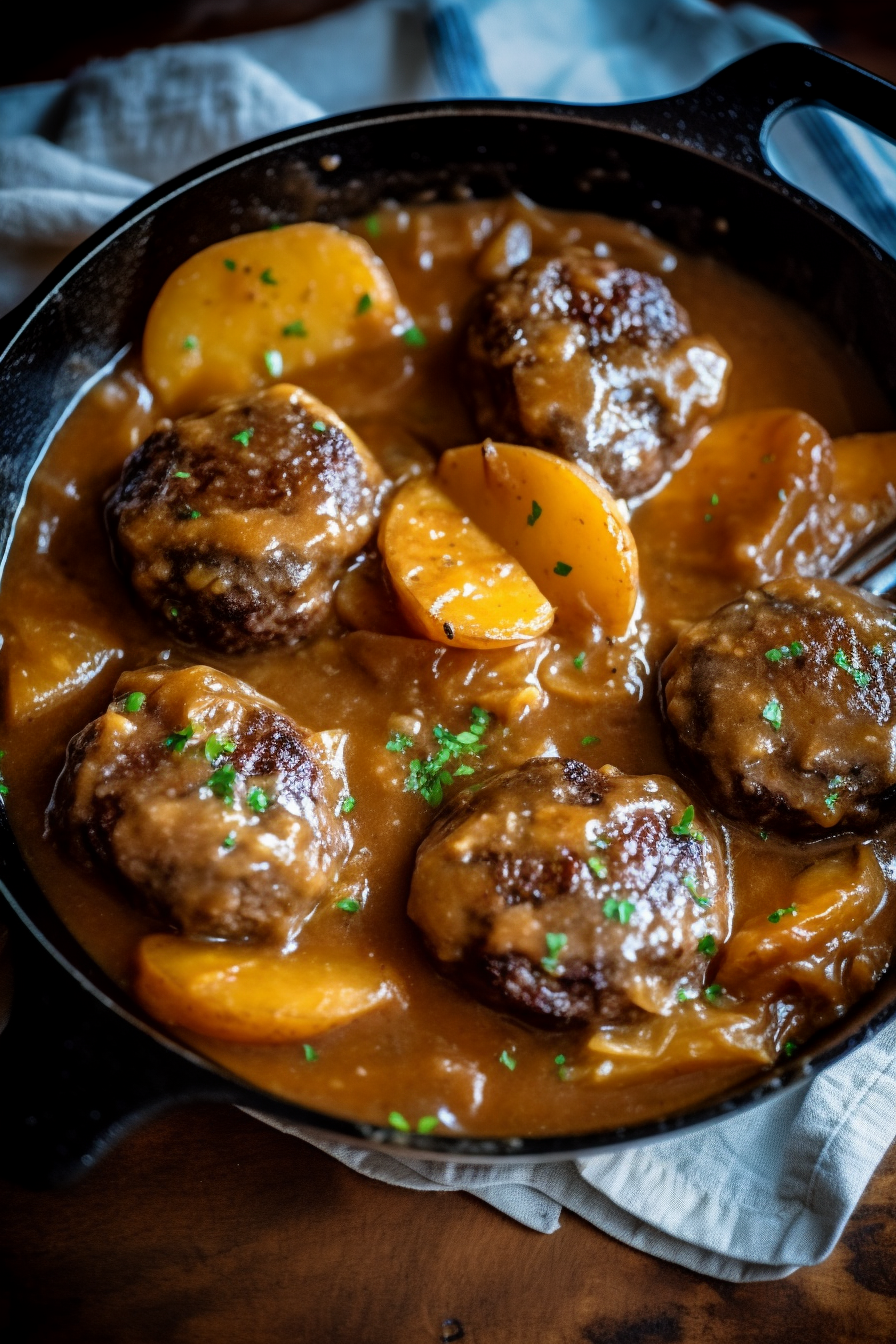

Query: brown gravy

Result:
[2,198,896,1137]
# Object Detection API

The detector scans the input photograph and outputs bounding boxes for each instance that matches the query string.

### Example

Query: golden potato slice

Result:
[379,475,554,649]
[143,222,404,415]
[437,441,638,635]
[586,1000,775,1084]
[3,613,123,723]
[826,432,896,567]
[135,935,402,1044]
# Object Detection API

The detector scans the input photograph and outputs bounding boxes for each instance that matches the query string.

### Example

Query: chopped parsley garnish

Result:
[587,855,608,880]
[222,833,236,850]
[165,725,195,753]
[264,349,284,377]
[682,874,710,908]
[335,897,360,912]
[833,648,871,689]
[759,829,769,841]
[677,989,691,1003]
[873,643,884,658]
[499,1050,516,1071]
[188,509,201,520]
[555,1053,569,1081]
[417,1115,439,1134]
[573,652,586,670]
[223,258,236,271]
[402,325,427,347]
[312,420,327,432]
[783,1040,797,1058]
[232,428,254,446]
[581,734,600,746]
[670,805,705,842]
[527,500,542,527]
[183,335,198,350]
[303,1044,318,1062]
[259,268,277,285]
[386,731,414,752]
[341,796,356,814]
[173,470,191,479]
[0,749,8,797]
[765,641,804,662]
[356,292,373,315]
[404,707,490,807]
[603,897,635,924]
[824,775,844,810]
[389,1111,411,1131]
[541,931,567,975]
[124,691,146,713]
[553,561,573,577]
[704,983,723,1003]
[697,934,718,956]
[207,764,237,806]
[453,764,475,777]
[282,320,308,337]
[169,607,179,619]
[205,733,235,764]
[268,222,283,230]
[365,215,381,237]
[710,493,719,506]
[247,786,270,814]
[768,904,797,923]
[762,699,783,731]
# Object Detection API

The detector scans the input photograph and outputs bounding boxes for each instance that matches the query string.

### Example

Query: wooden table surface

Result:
[1,1101,894,1342]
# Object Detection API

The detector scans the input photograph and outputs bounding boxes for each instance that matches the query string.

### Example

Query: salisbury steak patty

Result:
[106,383,385,652]
[661,576,896,833]
[464,248,730,497]
[47,663,352,943]
[407,758,728,1026]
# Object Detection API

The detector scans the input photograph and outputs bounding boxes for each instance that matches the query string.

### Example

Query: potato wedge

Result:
[587,1001,775,1084]
[379,475,554,649]
[143,223,404,415]
[135,935,401,1043]
[2,611,124,723]
[437,441,638,635]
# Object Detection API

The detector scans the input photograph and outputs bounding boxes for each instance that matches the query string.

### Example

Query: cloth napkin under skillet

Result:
[2,0,896,1283]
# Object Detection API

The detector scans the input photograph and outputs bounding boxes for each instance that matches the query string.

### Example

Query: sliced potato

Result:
[379,475,554,649]
[437,441,638,635]
[143,222,404,415]
[826,432,896,568]
[135,935,401,1043]
[3,614,123,723]
[586,1001,775,1084]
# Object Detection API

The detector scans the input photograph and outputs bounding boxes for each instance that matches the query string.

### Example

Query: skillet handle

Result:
[0,922,248,1189]
[664,42,896,176]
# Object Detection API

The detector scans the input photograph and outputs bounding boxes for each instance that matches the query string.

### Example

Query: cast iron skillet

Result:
[2,41,896,1189]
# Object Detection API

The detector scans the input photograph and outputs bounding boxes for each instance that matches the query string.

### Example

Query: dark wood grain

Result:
[0,1102,894,1343]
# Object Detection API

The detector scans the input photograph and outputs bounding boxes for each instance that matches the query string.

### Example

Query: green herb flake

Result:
[259,268,277,285]
[710,493,719,506]
[389,1110,411,1131]
[759,829,769,841]
[404,707,491,807]
[356,292,373,315]
[188,509,201,520]
[704,983,723,1003]
[247,786,270,814]
[603,897,636,924]
[232,428,254,446]
[341,796,356,814]
[790,641,805,657]
[264,348,284,377]
[417,1115,439,1134]
[541,931,568,975]
[365,215,381,238]
[124,691,146,713]
[182,335,198,350]
[207,763,237,806]
[581,734,600,746]
[587,855,608,880]
[303,1044,318,1062]
[697,934,718,956]
[573,651,586,670]
[527,500,542,527]
[783,1040,798,1058]
[0,749,8,797]
[268,222,283,231]
[682,873,710,908]
[205,733,235,764]
[762,699,783,731]
[222,833,236,850]
[554,561,573,577]
[873,643,884,658]
[402,325,427,347]
[173,470,191,479]
[554,1053,570,1081]
[312,420,327,432]
[386,731,414,753]
[169,607,179,619]
[499,1050,517,1071]
[768,904,797,924]
[453,764,475,777]
[335,897,360,913]
[282,319,308,337]
[833,647,871,689]
[165,725,195,753]
[677,989,691,1003]
[670,804,705,843]
[223,258,237,271]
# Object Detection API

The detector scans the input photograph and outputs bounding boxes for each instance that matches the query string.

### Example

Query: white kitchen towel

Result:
[2,0,896,1284]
